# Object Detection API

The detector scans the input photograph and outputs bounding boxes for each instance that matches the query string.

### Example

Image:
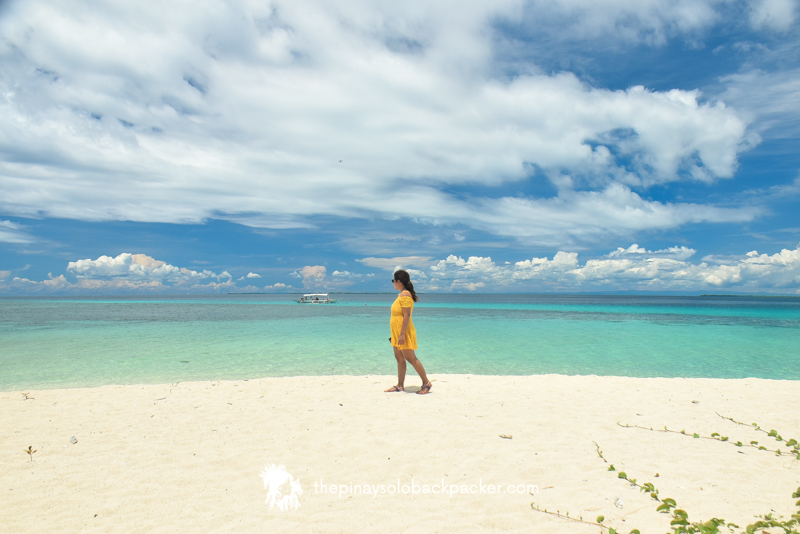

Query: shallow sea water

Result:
[1,294,798,390]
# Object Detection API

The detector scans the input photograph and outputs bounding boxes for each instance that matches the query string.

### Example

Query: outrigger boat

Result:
[296,293,337,304]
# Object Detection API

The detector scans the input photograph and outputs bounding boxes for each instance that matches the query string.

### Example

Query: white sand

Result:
[2,374,799,533]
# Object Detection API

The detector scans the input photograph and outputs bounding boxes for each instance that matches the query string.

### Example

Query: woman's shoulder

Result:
[398,291,414,302]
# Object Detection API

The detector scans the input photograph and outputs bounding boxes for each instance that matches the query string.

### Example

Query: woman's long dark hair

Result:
[393,270,418,302]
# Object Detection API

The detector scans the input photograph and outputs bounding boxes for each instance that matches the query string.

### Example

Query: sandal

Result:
[385,385,404,392]
[417,383,432,395]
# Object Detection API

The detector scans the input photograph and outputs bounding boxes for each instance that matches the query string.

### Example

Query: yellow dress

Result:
[390,293,417,350]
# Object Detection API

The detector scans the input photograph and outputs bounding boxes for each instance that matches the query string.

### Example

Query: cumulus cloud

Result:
[298,265,326,288]
[67,253,230,283]
[264,282,291,290]
[0,0,759,249]
[0,252,239,293]
[238,272,261,280]
[608,244,696,260]
[412,243,800,292]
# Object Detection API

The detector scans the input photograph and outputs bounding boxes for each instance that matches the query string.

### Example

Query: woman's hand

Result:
[398,333,405,345]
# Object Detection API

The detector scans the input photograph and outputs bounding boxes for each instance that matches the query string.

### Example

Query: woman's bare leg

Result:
[384,346,407,391]
[400,349,429,386]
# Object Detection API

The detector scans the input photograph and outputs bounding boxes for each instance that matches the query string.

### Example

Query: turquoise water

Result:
[1,294,799,390]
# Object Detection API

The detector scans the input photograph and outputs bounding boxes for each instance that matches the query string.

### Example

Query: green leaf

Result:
[670,518,689,526]
[663,498,677,506]
[769,430,777,437]
[609,529,616,534]
[711,432,720,437]
[629,530,640,534]
[608,464,616,471]
[657,503,672,513]
[750,441,758,445]
[597,515,604,523]
[736,441,743,447]
[673,509,689,519]
[758,446,767,450]
[680,429,686,434]
[720,436,729,441]
[786,439,797,447]
[618,472,627,479]
[693,433,700,438]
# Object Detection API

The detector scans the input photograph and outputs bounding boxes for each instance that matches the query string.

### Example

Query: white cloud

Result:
[265,282,290,290]
[0,220,35,244]
[608,244,696,260]
[5,243,800,294]
[194,278,236,291]
[749,0,797,32]
[238,272,262,280]
[0,0,758,249]
[332,270,363,278]
[517,0,724,46]
[357,256,434,270]
[461,184,758,247]
[415,243,800,292]
[718,68,800,140]
[299,265,326,288]
[66,253,228,283]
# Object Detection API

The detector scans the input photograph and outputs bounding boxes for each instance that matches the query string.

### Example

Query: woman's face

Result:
[392,278,404,291]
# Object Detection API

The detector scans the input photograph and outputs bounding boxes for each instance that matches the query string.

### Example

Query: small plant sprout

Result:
[22,392,33,400]
[25,446,36,461]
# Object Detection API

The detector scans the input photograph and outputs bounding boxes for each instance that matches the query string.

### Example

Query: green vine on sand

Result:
[531,418,800,534]
[528,503,618,532]
[717,413,800,460]
[617,421,800,460]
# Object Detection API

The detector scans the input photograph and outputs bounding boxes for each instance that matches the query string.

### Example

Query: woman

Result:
[384,270,432,394]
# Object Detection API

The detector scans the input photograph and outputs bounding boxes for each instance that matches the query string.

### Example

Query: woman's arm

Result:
[398,306,411,345]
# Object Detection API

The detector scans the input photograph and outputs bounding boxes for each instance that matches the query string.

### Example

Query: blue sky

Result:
[1,0,799,294]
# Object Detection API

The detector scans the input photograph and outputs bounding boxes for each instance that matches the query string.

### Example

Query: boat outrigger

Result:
[296,293,337,304]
